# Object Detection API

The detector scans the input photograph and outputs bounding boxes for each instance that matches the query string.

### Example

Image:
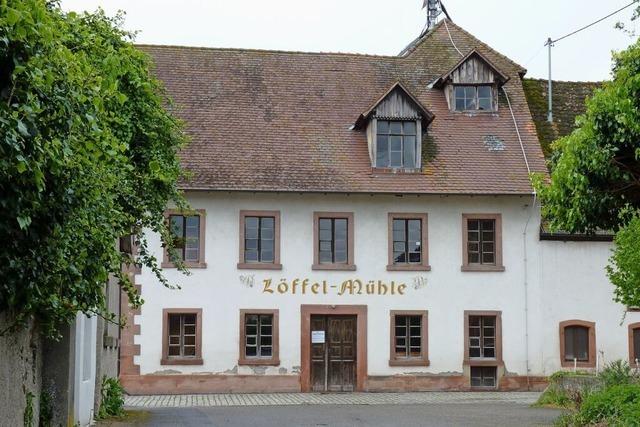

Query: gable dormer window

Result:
[354,82,434,172]
[376,120,418,168]
[454,85,493,111]
[433,50,508,114]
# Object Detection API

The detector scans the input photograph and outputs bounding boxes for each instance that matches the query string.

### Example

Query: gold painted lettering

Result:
[311,282,320,294]
[301,279,309,294]
[277,278,288,294]
[355,279,363,295]
[366,280,375,294]
[338,280,355,296]
[377,280,388,295]
[291,278,300,294]
[262,278,274,294]
[397,284,406,295]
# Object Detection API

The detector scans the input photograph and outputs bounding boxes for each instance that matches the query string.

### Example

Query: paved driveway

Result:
[110,392,562,426]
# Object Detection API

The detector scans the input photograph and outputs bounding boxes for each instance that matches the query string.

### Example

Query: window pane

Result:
[319,218,332,230]
[244,250,258,262]
[455,98,465,111]
[377,120,389,134]
[478,97,492,110]
[376,135,389,166]
[334,219,347,239]
[245,217,258,229]
[478,86,492,98]
[245,346,257,357]
[389,121,402,134]
[390,135,402,152]
[261,217,274,229]
[260,250,274,263]
[170,216,184,238]
[390,152,402,167]
[403,121,416,135]
[403,135,416,167]
[169,315,180,335]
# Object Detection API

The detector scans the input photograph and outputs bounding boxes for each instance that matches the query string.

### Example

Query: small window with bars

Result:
[169,214,201,263]
[244,314,273,358]
[394,315,423,359]
[469,315,496,358]
[467,219,496,265]
[167,313,197,358]
[244,216,275,263]
[564,325,589,362]
[393,218,422,264]
[318,218,348,264]
[471,366,497,388]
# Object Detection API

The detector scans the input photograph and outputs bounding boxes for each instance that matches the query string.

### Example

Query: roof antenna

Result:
[421,0,452,36]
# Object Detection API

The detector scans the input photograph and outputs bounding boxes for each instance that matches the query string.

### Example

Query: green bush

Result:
[599,360,639,388]
[536,386,572,408]
[560,384,640,426]
[97,376,125,419]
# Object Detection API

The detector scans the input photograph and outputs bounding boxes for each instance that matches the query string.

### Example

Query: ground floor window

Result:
[470,366,497,388]
[559,320,596,368]
[389,310,429,366]
[161,308,202,365]
[469,315,496,358]
[239,309,280,365]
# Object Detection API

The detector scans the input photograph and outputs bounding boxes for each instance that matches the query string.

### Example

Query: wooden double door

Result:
[310,315,357,392]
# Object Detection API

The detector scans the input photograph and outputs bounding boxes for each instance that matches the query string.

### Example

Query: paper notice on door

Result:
[311,330,325,344]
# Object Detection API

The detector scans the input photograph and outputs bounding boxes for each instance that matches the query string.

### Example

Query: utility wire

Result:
[547,0,639,45]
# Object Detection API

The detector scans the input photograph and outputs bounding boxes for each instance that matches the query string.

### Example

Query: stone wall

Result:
[0,312,42,427]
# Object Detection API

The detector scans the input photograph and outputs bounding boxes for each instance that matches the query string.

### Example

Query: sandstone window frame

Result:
[238,309,280,366]
[238,210,282,270]
[162,209,207,269]
[559,320,596,368]
[312,212,355,271]
[387,213,430,271]
[161,308,203,365]
[389,310,429,367]
[461,213,504,272]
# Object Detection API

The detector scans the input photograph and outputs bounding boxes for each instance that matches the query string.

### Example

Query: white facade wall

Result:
[134,192,639,380]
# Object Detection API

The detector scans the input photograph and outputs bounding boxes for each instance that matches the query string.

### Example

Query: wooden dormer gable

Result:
[354,82,434,170]
[433,50,509,113]
[433,49,509,88]
[354,82,434,130]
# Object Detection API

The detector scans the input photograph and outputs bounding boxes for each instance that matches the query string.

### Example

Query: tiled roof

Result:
[140,20,548,194]
[523,78,601,159]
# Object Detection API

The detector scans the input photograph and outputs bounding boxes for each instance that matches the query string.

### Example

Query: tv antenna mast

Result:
[422,0,451,36]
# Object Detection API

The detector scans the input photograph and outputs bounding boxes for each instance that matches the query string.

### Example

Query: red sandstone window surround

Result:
[238,210,282,270]
[461,214,504,272]
[387,213,430,271]
[162,209,207,268]
[161,308,203,365]
[559,320,596,368]
[389,310,429,366]
[312,212,355,271]
[238,309,280,366]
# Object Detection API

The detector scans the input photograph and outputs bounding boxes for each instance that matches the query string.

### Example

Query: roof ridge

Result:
[135,43,400,60]
[401,19,527,74]
[524,77,603,84]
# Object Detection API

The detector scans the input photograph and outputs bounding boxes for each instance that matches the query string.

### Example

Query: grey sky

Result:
[60,0,639,81]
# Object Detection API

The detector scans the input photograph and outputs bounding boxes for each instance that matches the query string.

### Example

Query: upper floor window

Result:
[312,212,355,271]
[454,85,493,111]
[238,210,282,270]
[468,315,496,358]
[462,214,504,272]
[162,209,206,268]
[387,213,430,271]
[376,120,418,168]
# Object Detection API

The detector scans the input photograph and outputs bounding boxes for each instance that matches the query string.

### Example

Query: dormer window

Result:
[454,85,493,111]
[433,50,509,114]
[376,120,418,168]
[354,82,434,171]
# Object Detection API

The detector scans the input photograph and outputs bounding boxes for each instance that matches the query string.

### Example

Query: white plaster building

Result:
[119,19,640,394]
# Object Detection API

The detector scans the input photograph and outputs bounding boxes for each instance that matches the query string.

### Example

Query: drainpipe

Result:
[546,37,553,123]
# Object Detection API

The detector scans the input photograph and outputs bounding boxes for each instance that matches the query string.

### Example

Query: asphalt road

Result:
[102,403,562,427]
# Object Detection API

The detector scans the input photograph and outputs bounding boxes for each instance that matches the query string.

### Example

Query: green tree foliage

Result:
[0,1,187,336]
[534,36,640,308]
